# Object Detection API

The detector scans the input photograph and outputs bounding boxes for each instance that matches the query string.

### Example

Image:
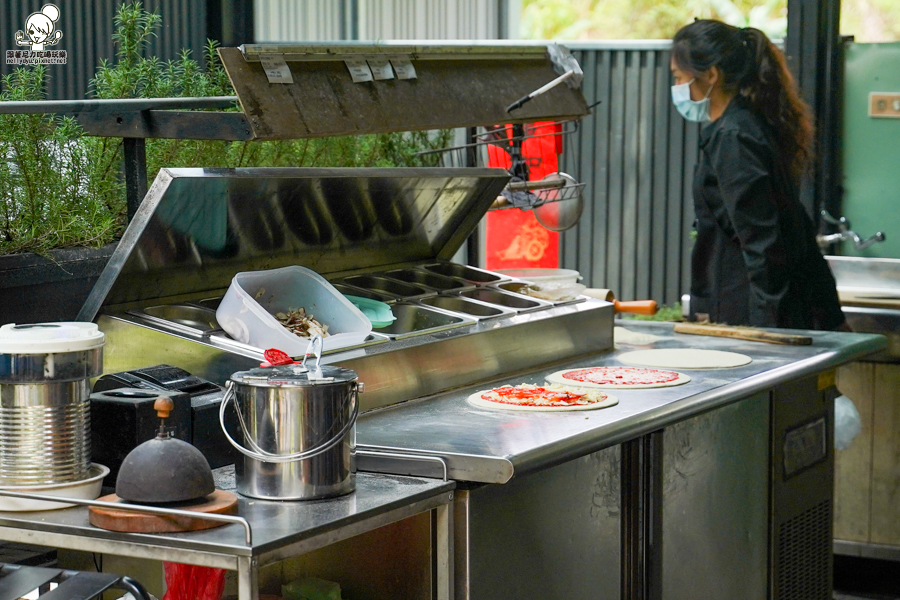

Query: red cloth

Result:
[163,562,225,600]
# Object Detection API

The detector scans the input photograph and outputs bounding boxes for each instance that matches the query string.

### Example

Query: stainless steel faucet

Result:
[817,210,886,250]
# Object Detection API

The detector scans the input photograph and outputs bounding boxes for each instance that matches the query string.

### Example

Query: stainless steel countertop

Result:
[356,322,886,483]
[0,471,454,560]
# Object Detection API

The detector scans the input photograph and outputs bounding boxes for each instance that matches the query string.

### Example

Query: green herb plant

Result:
[0,1,452,256]
[624,303,684,322]
[0,67,124,255]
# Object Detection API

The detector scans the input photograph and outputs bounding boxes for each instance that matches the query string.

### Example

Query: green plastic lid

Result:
[344,295,396,328]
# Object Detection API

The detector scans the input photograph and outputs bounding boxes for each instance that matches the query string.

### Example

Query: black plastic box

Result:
[89,387,191,484]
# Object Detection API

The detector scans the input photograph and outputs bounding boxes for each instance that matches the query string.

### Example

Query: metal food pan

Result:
[329,282,398,304]
[322,332,390,353]
[130,305,221,334]
[494,280,586,307]
[191,297,223,311]
[457,288,551,313]
[373,303,474,339]
[206,329,390,356]
[419,262,509,285]
[417,295,515,321]
[381,268,474,292]
[339,275,434,301]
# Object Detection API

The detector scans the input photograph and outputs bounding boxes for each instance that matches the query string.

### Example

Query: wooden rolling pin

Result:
[673,323,813,345]
[583,288,658,316]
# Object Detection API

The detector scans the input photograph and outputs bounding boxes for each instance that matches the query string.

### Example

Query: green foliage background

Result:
[0,2,451,256]
[521,0,789,40]
[520,0,900,42]
[0,68,123,254]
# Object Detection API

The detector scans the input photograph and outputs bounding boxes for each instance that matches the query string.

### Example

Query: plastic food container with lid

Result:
[216,265,372,355]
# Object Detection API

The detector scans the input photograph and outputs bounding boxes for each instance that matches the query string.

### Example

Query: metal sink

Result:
[841,308,900,361]
[827,256,900,361]
[827,256,900,296]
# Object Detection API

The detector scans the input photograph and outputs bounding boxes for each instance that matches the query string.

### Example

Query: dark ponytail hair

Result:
[672,19,814,182]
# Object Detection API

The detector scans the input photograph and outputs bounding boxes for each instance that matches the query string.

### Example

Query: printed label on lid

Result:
[259,54,293,84]
[367,58,395,80]
[389,56,417,80]
[345,59,374,82]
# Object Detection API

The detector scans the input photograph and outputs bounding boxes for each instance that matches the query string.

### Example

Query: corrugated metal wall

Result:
[255,0,517,42]
[0,0,207,99]
[560,42,700,305]
[255,0,347,41]
[357,0,501,40]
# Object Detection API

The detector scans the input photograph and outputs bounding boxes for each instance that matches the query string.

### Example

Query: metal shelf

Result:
[0,473,455,600]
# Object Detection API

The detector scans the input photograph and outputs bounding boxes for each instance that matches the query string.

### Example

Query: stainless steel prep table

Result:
[357,321,885,482]
[0,473,455,600]
[67,165,888,599]
[355,322,886,600]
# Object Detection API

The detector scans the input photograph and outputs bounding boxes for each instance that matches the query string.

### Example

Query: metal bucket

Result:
[220,343,359,500]
[0,323,105,486]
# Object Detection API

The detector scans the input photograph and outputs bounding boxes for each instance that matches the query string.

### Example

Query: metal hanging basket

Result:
[416,121,586,232]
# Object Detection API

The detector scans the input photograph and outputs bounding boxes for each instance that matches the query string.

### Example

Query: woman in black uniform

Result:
[670,19,847,330]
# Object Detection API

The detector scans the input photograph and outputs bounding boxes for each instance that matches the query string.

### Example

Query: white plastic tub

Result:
[217,266,372,355]
[494,268,582,285]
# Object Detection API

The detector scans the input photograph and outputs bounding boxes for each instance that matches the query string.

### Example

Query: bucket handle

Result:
[301,334,324,377]
[218,381,359,464]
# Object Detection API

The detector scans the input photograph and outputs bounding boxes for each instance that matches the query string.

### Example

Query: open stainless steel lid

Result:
[78,167,510,321]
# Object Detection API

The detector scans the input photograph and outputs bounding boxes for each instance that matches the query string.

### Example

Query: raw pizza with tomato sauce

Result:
[467,383,618,411]
[545,366,691,389]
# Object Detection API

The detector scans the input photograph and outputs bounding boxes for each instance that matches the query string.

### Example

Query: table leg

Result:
[621,431,664,600]
[433,496,454,600]
[236,555,258,600]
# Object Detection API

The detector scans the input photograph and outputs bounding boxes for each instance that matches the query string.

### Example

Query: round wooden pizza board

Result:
[89,490,238,534]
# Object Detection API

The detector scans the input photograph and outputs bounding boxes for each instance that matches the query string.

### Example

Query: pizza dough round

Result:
[616,348,752,369]
[613,327,663,346]
[467,384,619,412]
[546,366,691,389]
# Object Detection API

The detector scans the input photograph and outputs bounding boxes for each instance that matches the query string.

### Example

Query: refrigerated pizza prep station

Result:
[0,44,889,600]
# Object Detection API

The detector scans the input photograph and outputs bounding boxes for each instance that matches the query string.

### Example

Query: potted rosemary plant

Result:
[0,3,451,325]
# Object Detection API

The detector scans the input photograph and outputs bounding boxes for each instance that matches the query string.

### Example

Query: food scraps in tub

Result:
[275,307,330,338]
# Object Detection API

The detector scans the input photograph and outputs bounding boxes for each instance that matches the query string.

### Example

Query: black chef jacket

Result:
[690,96,845,330]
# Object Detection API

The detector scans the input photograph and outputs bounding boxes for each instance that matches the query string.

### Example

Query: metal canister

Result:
[0,322,105,485]
[220,346,360,500]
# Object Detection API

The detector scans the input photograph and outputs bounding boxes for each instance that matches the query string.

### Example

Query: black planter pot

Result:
[0,243,117,326]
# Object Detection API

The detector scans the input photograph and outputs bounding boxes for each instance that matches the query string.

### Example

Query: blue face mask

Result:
[671,78,713,123]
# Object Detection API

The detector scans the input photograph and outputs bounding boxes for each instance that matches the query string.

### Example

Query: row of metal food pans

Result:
[126,263,584,348]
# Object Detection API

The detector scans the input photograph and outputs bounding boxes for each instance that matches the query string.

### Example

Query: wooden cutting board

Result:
[89,490,238,533]
[838,290,900,308]
[673,323,813,345]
